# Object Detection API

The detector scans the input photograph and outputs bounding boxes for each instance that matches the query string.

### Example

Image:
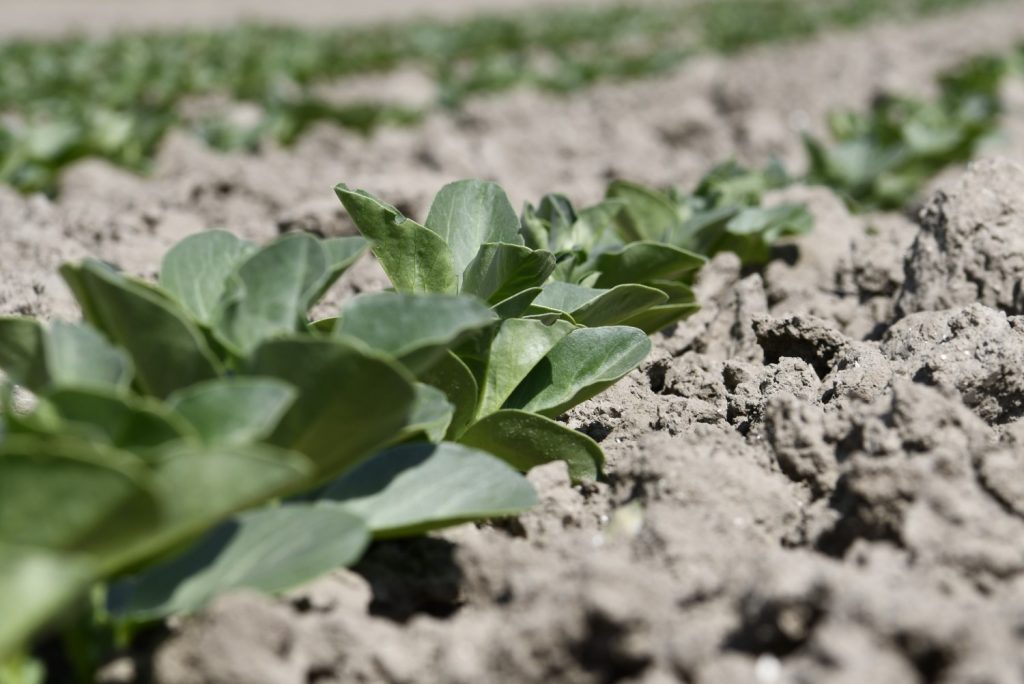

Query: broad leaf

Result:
[417,351,479,439]
[490,287,543,319]
[334,292,496,374]
[320,442,537,537]
[214,233,329,355]
[60,261,220,399]
[460,242,555,304]
[588,242,705,289]
[167,377,297,446]
[45,322,133,391]
[44,388,192,454]
[425,180,522,282]
[309,236,370,304]
[476,318,575,419]
[459,410,602,482]
[532,282,666,327]
[108,504,369,620]
[0,318,48,393]
[159,230,254,325]
[335,184,457,294]
[400,384,454,443]
[506,326,650,417]
[606,180,680,242]
[248,337,416,479]
[0,437,159,556]
[147,443,312,543]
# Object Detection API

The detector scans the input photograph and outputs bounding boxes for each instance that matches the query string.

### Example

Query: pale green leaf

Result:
[425,180,522,282]
[159,230,255,325]
[167,377,297,446]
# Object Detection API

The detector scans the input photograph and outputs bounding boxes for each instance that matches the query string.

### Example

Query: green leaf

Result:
[0,437,159,556]
[333,292,496,375]
[0,319,48,394]
[214,233,329,355]
[308,236,370,304]
[589,242,705,289]
[108,504,369,621]
[167,377,297,446]
[45,322,133,391]
[335,184,457,294]
[459,410,602,482]
[532,282,667,328]
[248,337,416,479]
[44,388,192,453]
[490,287,542,319]
[400,383,454,443]
[506,326,650,417]
[606,180,680,242]
[60,261,221,399]
[159,230,255,325]
[320,442,537,537]
[425,180,522,282]
[477,318,575,420]
[417,351,479,440]
[0,546,94,661]
[460,242,555,304]
[149,443,312,534]
[617,280,699,333]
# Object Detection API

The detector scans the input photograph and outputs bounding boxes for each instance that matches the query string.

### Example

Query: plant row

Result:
[0,165,807,678]
[0,0,992,194]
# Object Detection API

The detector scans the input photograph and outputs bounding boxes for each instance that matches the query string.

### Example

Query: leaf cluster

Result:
[804,51,1021,209]
[0,230,545,660]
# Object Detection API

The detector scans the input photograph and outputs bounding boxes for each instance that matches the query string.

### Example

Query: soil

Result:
[4,2,1024,683]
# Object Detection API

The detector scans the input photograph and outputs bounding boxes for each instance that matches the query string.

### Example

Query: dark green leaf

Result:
[477,318,574,419]
[60,261,221,399]
[0,318,48,393]
[506,326,650,417]
[589,242,705,288]
[249,337,416,479]
[0,437,159,556]
[44,387,192,453]
[459,410,602,482]
[417,351,479,440]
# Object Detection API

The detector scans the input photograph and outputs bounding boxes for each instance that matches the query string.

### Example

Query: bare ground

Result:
[3,2,1024,683]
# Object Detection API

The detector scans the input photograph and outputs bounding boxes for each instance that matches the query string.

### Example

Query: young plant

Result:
[335,179,687,329]
[0,230,539,662]
[804,54,1012,209]
[605,160,813,266]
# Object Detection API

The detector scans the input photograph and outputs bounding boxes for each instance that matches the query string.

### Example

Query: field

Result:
[3,1,1024,682]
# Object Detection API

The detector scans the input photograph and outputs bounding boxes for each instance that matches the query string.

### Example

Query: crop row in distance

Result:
[0,0,998,195]
[0,162,810,678]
